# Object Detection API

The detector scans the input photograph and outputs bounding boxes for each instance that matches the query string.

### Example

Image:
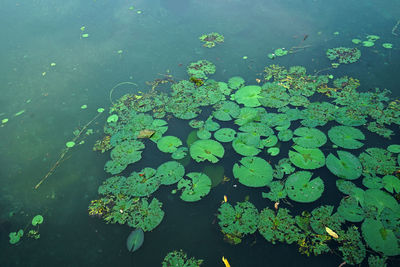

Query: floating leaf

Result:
[177,172,211,202]
[32,215,44,226]
[289,145,325,170]
[362,218,400,256]
[328,126,365,149]
[233,157,273,187]
[232,132,261,156]
[326,151,362,180]
[214,128,236,142]
[285,171,324,203]
[126,228,144,252]
[190,139,224,163]
[157,136,182,153]
[292,127,327,148]
[156,161,185,185]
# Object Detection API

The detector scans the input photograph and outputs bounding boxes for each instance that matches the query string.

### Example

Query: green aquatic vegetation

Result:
[300,102,336,127]
[328,125,365,149]
[177,172,211,202]
[262,181,287,202]
[326,47,361,64]
[387,144,400,153]
[273,158,295,179]
[258,82,290,108]
[285,171,324,203]
[104,160,128,175]
[218,201,259,244]
[362,218,400,256]
[126,228,144,252]
[109,139,144,170]
[337,196,365,223]
[233,156,273,187]
[156,161,185,185]
[157,136,183,153]
[288,95,310,107]
[288,145,325,170]
[359,148,397,175]
[9,230,24,245]
[187,60,216,79]
[239,122,274,137]
[258,207,301,244]
[267,147,280,156]
[334,106,367,126]
[204,116,220,131]
[212,101,240,121]
[162,250,203,267]
[189,119,204,129]
[337,226,366,265]
[228,76,245,89]
[368,255,387,267]
[196,128,211,139]
[126,168,162,197]
[232,132,262,156]
[32,215,44,226]
[326,150,362,180]
[126,198,164,231]
[261,135,278,148]
[277,128,293,142]
[230,85,262,107]
[234,107,260,126]
[189,139,224,163]
[171,146,188,160]
[214,128,236,143]
[292,127,327,148]
[199,32,224,48]
[335,179,357,195]
[367,121,394,139]
[362,189,400,215]
[382,43,393,49]
[362,174,384,189]
[309,205,344,235]
[382,175,400,194]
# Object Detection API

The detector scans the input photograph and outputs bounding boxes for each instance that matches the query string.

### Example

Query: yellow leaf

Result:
[325,227,339,238]
[222,256,230,267]
[223,195,227,203]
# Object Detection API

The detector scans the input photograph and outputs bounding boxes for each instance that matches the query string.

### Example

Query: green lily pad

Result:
[267,147,280,156]
[230,85,262,107]
[157,136,182,153]
[9,230,24,245]
[277,129,293,142]
[126,168,161,197]
[214,128,236,142]
[382,175,400,194]
[213,101,240,121]
[293,127,327,148]
[362,218,400,256]
[289,145,325,170]
[337,196,365,223]
[196,128,211,139]
[156,161,185,185]
[262,181,287,202]
[328,126,365,149]
[171,147,188,160]
[228,76,245,89]
[190,139,224,163]
[387,144,400,153]
[232,133,261,156]
[326,151,362,180]
[126,198,165,231]
[359,148,397,175]
[177,172,212,202]
[126,228,144,252]
[233,157,273,187]
[285,171,324,203]
[32,215,44,226]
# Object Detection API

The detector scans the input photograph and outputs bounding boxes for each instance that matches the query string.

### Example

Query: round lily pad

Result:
[233,157,273,187]
[289,145,325,170]
[214,128,236,142]
[197,128,211,139]
[362,218,400,256]
[232,133,261,156]
[267,147,280,156]
[32,215,44,226]
[328,126,365,149]
[66,141,75,148]
[127,168,161,197]
[285,171,324,203]
[156,161,185,185]
[157,136,182,153]
[107,114,119,123]
[213,101,240,121]
[190,139,224,163]
[230,85,262,107]
[293,127,327,148]
[337,196,365,223]
[387,144,400,153]
[326,151,362,180]
[177,172,211,202]
[171,147,188,160]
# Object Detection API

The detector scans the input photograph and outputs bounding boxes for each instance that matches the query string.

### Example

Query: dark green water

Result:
[1,0,400,266]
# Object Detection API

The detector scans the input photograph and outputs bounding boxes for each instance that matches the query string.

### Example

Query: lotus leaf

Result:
[337,226,366,265]
[362,218,400,256]
[218,201,259,242]
[157,136,182,153]
[214,128,236,142]
[126,198,164,231]
[98,176,127,196]
[261,135,278,148]
[362,175,383,189]
[232,133,261,156]
[231,85,262,107]
[359,148,397,175]
[204,116,220,131]
[196,128,211,139]
[336,179,356,195]
[262,181,287,202]
[326,151,362,180]
[293,127,327,148]
[277,129,293,142]
[289,95,309,107]
[104,160,128,175]
[289,145,325,170]
[362,189,400,215]
[111,140,144,165]
[187,60,216,79]
[171,147,188,160]
[126,228,144,252]
[310,205,344,235]
[273,158,295,179]
[156,161,185,185]
[267,147,280,156]
[285,171,324,203]
[382,175,400,194]
[350,187,365,206]
[126,168,161,197]
[328,126,365,149]
[188,119,204,129]
[177,172,211,202]
[234,107,260,126]
[228,76,245,89]
[190,139,224,163]
[337,196,365,223]
[213,101,240,121]
[258,207,301,244]
[32,215,44,226]
[239,122,274,137]
[162,250,203,267]
[233,157,273,187]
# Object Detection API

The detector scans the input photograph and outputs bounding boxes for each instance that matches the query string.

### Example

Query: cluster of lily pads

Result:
[162,250,203,267]
[352,34,393,49]
[9,215,44,244]
[199,32,224,48]
[326,47,361,66]
[91,58,400,265]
